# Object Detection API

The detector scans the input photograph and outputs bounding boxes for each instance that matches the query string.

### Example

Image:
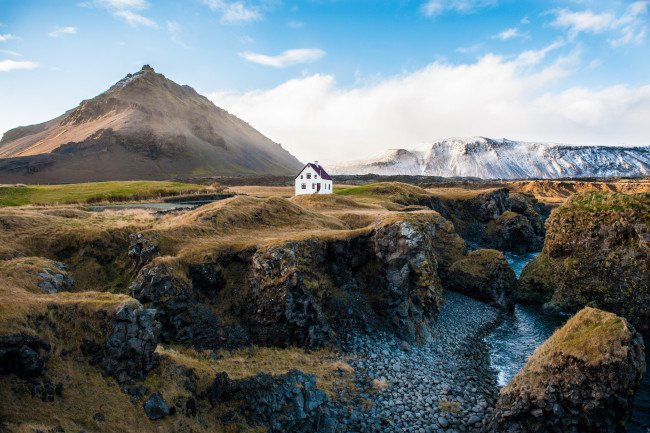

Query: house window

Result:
[306,173,311,179]
[312,183,315,189]
[315,175,318,179]
[300,175,303,179]
[301,183,306,189]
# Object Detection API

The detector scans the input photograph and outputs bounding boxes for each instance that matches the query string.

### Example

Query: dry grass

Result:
[224,185,294,197]
[289,194,377,211]
[438,400,461,413]
[425,187,498,201]
[155,344,357,402]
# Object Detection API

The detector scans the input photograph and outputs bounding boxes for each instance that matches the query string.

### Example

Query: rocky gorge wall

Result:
[519,192,650,332]
[129,211,467,352]
[491,307,646,433]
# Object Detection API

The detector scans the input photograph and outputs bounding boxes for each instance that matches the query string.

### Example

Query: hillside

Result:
[0,65,303,183]
[332,136,650,180]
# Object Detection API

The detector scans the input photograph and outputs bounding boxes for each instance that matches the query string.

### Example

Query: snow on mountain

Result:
[331,137,650,179]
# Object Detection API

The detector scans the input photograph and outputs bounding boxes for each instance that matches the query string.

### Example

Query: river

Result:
[485,252,649,431]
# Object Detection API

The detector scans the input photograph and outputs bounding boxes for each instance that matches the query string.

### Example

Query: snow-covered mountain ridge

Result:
[331,137,650,179]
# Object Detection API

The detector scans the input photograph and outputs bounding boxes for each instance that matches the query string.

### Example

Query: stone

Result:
[144,392,170,420]
[490,307,646,433]
[444,249,517,310]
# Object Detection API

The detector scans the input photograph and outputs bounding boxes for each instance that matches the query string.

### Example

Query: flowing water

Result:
[485,252,650,431]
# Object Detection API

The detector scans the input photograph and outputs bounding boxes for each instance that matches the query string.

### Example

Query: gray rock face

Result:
[373,219,441,342]
[203,369,342,433]
[245,214,446,348]
[129,264,249,350]
[128,233,159,270]
[144,392,170,420]
[0,334,50,378]
[102,305,161,383]
[490,307,646,433]
[37,263,74,294]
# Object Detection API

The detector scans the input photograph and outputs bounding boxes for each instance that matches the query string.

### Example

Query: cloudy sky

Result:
[1,0,649,164]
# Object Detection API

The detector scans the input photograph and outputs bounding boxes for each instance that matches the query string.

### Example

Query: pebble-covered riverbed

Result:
[340,291,500,433]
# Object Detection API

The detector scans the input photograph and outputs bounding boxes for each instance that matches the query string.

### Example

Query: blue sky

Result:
[1,0,649,164]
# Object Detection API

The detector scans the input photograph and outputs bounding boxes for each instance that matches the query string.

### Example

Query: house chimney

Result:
[315,161,319,167]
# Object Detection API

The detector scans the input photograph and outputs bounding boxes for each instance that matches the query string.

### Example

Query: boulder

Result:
[444,249,517,310]
[491,307,646,433]
[518,192,650,332]
[143,392,170,420]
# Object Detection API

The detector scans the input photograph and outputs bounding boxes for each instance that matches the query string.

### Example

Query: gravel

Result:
[338,290,501,433]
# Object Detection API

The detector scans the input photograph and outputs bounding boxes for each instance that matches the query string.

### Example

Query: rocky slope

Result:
[518,191,650,332]
[332,136,650,180]
[339,182,548,253]
[0,65,302,182]
[491,307,646,433]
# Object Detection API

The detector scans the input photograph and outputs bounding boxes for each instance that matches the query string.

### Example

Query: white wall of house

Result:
[295,165,333,195]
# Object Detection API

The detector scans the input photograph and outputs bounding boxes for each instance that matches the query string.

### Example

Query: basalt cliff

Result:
[519,191,650,332]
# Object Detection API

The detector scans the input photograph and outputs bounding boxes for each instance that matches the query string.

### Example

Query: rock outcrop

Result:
[244,213,459,347]
[518,192,650,332]
[203,369,341,433]
[102,305,161,383]
[127,211,465,350]
[444,249,517,310]
[0,334,51,378]
[491,307,646,433]
[129,264,249,351]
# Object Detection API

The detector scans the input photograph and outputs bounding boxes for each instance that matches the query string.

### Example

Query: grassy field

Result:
[0,181,211,206]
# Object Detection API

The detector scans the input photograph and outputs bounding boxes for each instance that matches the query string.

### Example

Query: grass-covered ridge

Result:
[555,191,650,217]
[0,180,212,206]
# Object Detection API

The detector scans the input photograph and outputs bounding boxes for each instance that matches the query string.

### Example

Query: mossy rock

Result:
[492,307,645,433]
[444,249,516,310]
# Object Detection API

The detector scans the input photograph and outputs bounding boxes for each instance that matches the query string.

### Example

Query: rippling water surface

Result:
[487,252,649,431]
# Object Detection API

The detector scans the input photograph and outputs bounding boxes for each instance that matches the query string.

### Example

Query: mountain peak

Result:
[0,66,303,182]
[332,136,650,179]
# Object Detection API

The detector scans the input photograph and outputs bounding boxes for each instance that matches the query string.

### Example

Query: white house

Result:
[294,161,333,195]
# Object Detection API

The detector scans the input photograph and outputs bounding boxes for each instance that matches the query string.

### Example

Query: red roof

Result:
[295,163,332,180]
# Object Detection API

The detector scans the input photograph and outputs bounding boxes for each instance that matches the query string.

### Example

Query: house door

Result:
[317,183,321,192]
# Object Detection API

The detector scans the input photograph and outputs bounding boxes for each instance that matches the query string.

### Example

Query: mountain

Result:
[0,65,303,183]
[331,137,650,179]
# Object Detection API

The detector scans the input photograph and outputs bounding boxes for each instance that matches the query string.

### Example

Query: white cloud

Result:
[90,0,157,28]
[95,0,148,10]
[0,49,21,56]
[167,21,188,48]
[0,60,39,72]
[48,26,78,37]
[114,10,157,27]
[288,20,305,28]
[493,27,526,40]
[421,0,497,17]
[0,34,17,42]
[202,0,262,23]
[521,16,530,25]
[209,44,650,165]
[550,1,648,46]
[239,48,325,68]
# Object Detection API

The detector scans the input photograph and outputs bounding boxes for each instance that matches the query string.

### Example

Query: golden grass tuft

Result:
[438,399,461,413]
